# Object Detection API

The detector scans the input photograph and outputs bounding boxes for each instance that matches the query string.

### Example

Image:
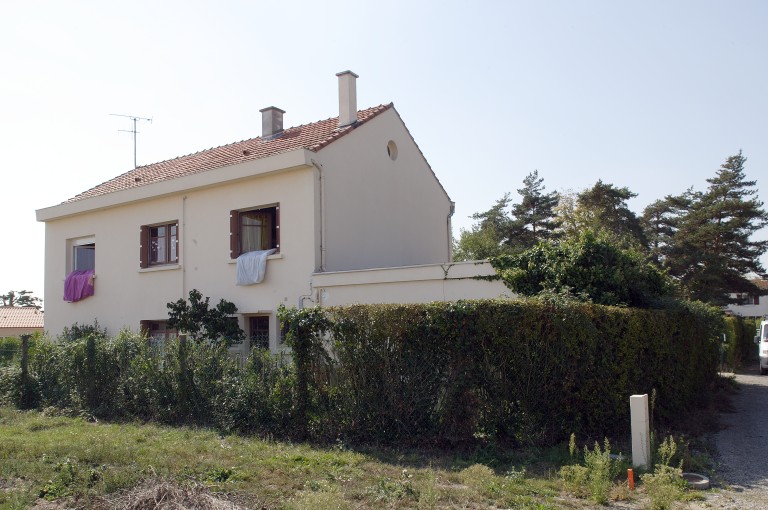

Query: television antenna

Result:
[110,114,152,169]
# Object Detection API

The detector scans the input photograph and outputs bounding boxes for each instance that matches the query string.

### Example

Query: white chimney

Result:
[336,70,359,127]
[260,106,285,138]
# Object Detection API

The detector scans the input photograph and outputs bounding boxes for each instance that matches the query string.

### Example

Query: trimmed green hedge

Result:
[1,299,722,447]
[283,299,722,445]
[724,316,759,369]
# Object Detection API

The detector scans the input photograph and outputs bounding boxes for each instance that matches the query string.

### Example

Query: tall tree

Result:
[453,194,513,260]
[572,180,647,247]
[641,189,698,265]
[506,170,561,251]
[454,172,560,260]
[669,152,768,304]
[0,290,42,309]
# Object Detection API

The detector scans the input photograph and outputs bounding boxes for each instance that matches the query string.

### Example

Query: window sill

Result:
[138,264,182,273]
[228,254,283,264]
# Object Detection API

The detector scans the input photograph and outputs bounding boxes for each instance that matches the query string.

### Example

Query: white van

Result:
[756,320,768,375]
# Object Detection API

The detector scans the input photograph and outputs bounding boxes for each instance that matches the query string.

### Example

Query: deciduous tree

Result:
[167,289,244,345]
[490,230,675,308]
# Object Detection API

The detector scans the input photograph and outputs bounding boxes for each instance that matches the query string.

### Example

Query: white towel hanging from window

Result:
[236,249,277,285]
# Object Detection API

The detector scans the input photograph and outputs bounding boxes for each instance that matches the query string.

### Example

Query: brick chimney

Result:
[336,70,358,127]
[260,106,285,138]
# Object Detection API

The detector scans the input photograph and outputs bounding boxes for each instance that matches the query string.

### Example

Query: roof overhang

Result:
[36,149,314,222]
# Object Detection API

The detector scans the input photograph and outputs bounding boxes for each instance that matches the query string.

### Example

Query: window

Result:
[72,238,95,271]
[140,221,179,268]
[230,204,279,258]
[249,316,270,349]
[140,320,177,353]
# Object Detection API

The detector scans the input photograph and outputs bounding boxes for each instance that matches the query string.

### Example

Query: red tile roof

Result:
[0,307,44,329]
[65,104,393,203]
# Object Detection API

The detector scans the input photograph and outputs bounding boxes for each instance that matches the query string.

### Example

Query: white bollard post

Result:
[630,394,651,469]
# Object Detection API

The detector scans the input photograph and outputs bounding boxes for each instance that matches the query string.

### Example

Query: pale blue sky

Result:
[2,0,766,303]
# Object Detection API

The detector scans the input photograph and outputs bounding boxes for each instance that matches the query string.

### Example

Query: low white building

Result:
[36,71,509,352]
[726,279,768,319]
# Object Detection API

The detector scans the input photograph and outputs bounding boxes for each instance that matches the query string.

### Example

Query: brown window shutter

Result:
[275,204,280,251]
[230,210,240,259]
[139,225,149,268]
[174,221,180,263]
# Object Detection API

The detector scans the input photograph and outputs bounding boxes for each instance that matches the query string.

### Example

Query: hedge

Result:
[283,298,722,446]
[723,315,759,369]
[0,299,722,447]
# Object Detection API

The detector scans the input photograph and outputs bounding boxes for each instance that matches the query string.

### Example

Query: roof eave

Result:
[36,148,314,222]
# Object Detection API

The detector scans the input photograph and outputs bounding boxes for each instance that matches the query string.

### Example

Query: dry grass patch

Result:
[93,479,246,510]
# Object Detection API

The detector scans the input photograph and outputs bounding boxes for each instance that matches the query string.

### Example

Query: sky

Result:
[1,0,767,305]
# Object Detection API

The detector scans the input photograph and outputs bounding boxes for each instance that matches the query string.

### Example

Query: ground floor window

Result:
[140,320,177,350]
[248,315,270,349]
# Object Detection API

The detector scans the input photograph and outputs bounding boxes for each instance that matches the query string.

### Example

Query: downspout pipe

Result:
[310,158,326,272]
[447,201,455,262]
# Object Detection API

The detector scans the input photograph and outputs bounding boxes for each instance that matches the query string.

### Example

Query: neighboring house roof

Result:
[0,306,44,329]
[751,279,768,291]
[65,104,393,204]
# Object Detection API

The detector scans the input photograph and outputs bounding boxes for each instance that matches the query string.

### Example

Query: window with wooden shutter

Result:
[231,204,279,259]
[140,221,178,267]
[140,226,149,268]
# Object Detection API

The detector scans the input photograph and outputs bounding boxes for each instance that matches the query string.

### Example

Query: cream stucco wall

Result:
[41,164,318,350]
[312,261,512,306]
[316,108,453,271]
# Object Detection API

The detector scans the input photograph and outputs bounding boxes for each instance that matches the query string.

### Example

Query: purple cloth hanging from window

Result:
[63,270,95,302]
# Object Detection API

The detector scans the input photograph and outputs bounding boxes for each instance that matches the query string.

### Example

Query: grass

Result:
[0,407,562,509]
[0,383,732,510]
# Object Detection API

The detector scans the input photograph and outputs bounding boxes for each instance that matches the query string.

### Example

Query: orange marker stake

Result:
[628,468,635,490]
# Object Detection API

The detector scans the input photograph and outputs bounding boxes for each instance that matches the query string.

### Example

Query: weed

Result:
[583,439,619,504]
[204,466,236,484]
[559,438,620,504]
[642,436,687,510]
[416,469,439,509]
[568,432,577,460]
[367,469,419,502]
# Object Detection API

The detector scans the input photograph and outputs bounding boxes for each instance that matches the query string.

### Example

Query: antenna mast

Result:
[110,114,152,169]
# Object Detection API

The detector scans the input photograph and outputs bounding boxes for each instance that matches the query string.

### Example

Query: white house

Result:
[36,71,509,352]
[726,279,768,319]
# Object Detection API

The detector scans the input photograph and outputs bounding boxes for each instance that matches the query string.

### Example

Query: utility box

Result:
[630,394,651,469]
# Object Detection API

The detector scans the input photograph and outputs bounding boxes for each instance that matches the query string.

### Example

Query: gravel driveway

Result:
[697,366,768,509]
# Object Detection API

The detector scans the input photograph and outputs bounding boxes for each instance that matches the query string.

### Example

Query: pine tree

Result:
[573,180,647,248]
[506,170,560,252]
[453,194,513,260]
[669,152,768,304]
[641,189,698,265]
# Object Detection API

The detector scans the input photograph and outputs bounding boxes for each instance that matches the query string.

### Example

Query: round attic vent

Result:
[386,140,398,161]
